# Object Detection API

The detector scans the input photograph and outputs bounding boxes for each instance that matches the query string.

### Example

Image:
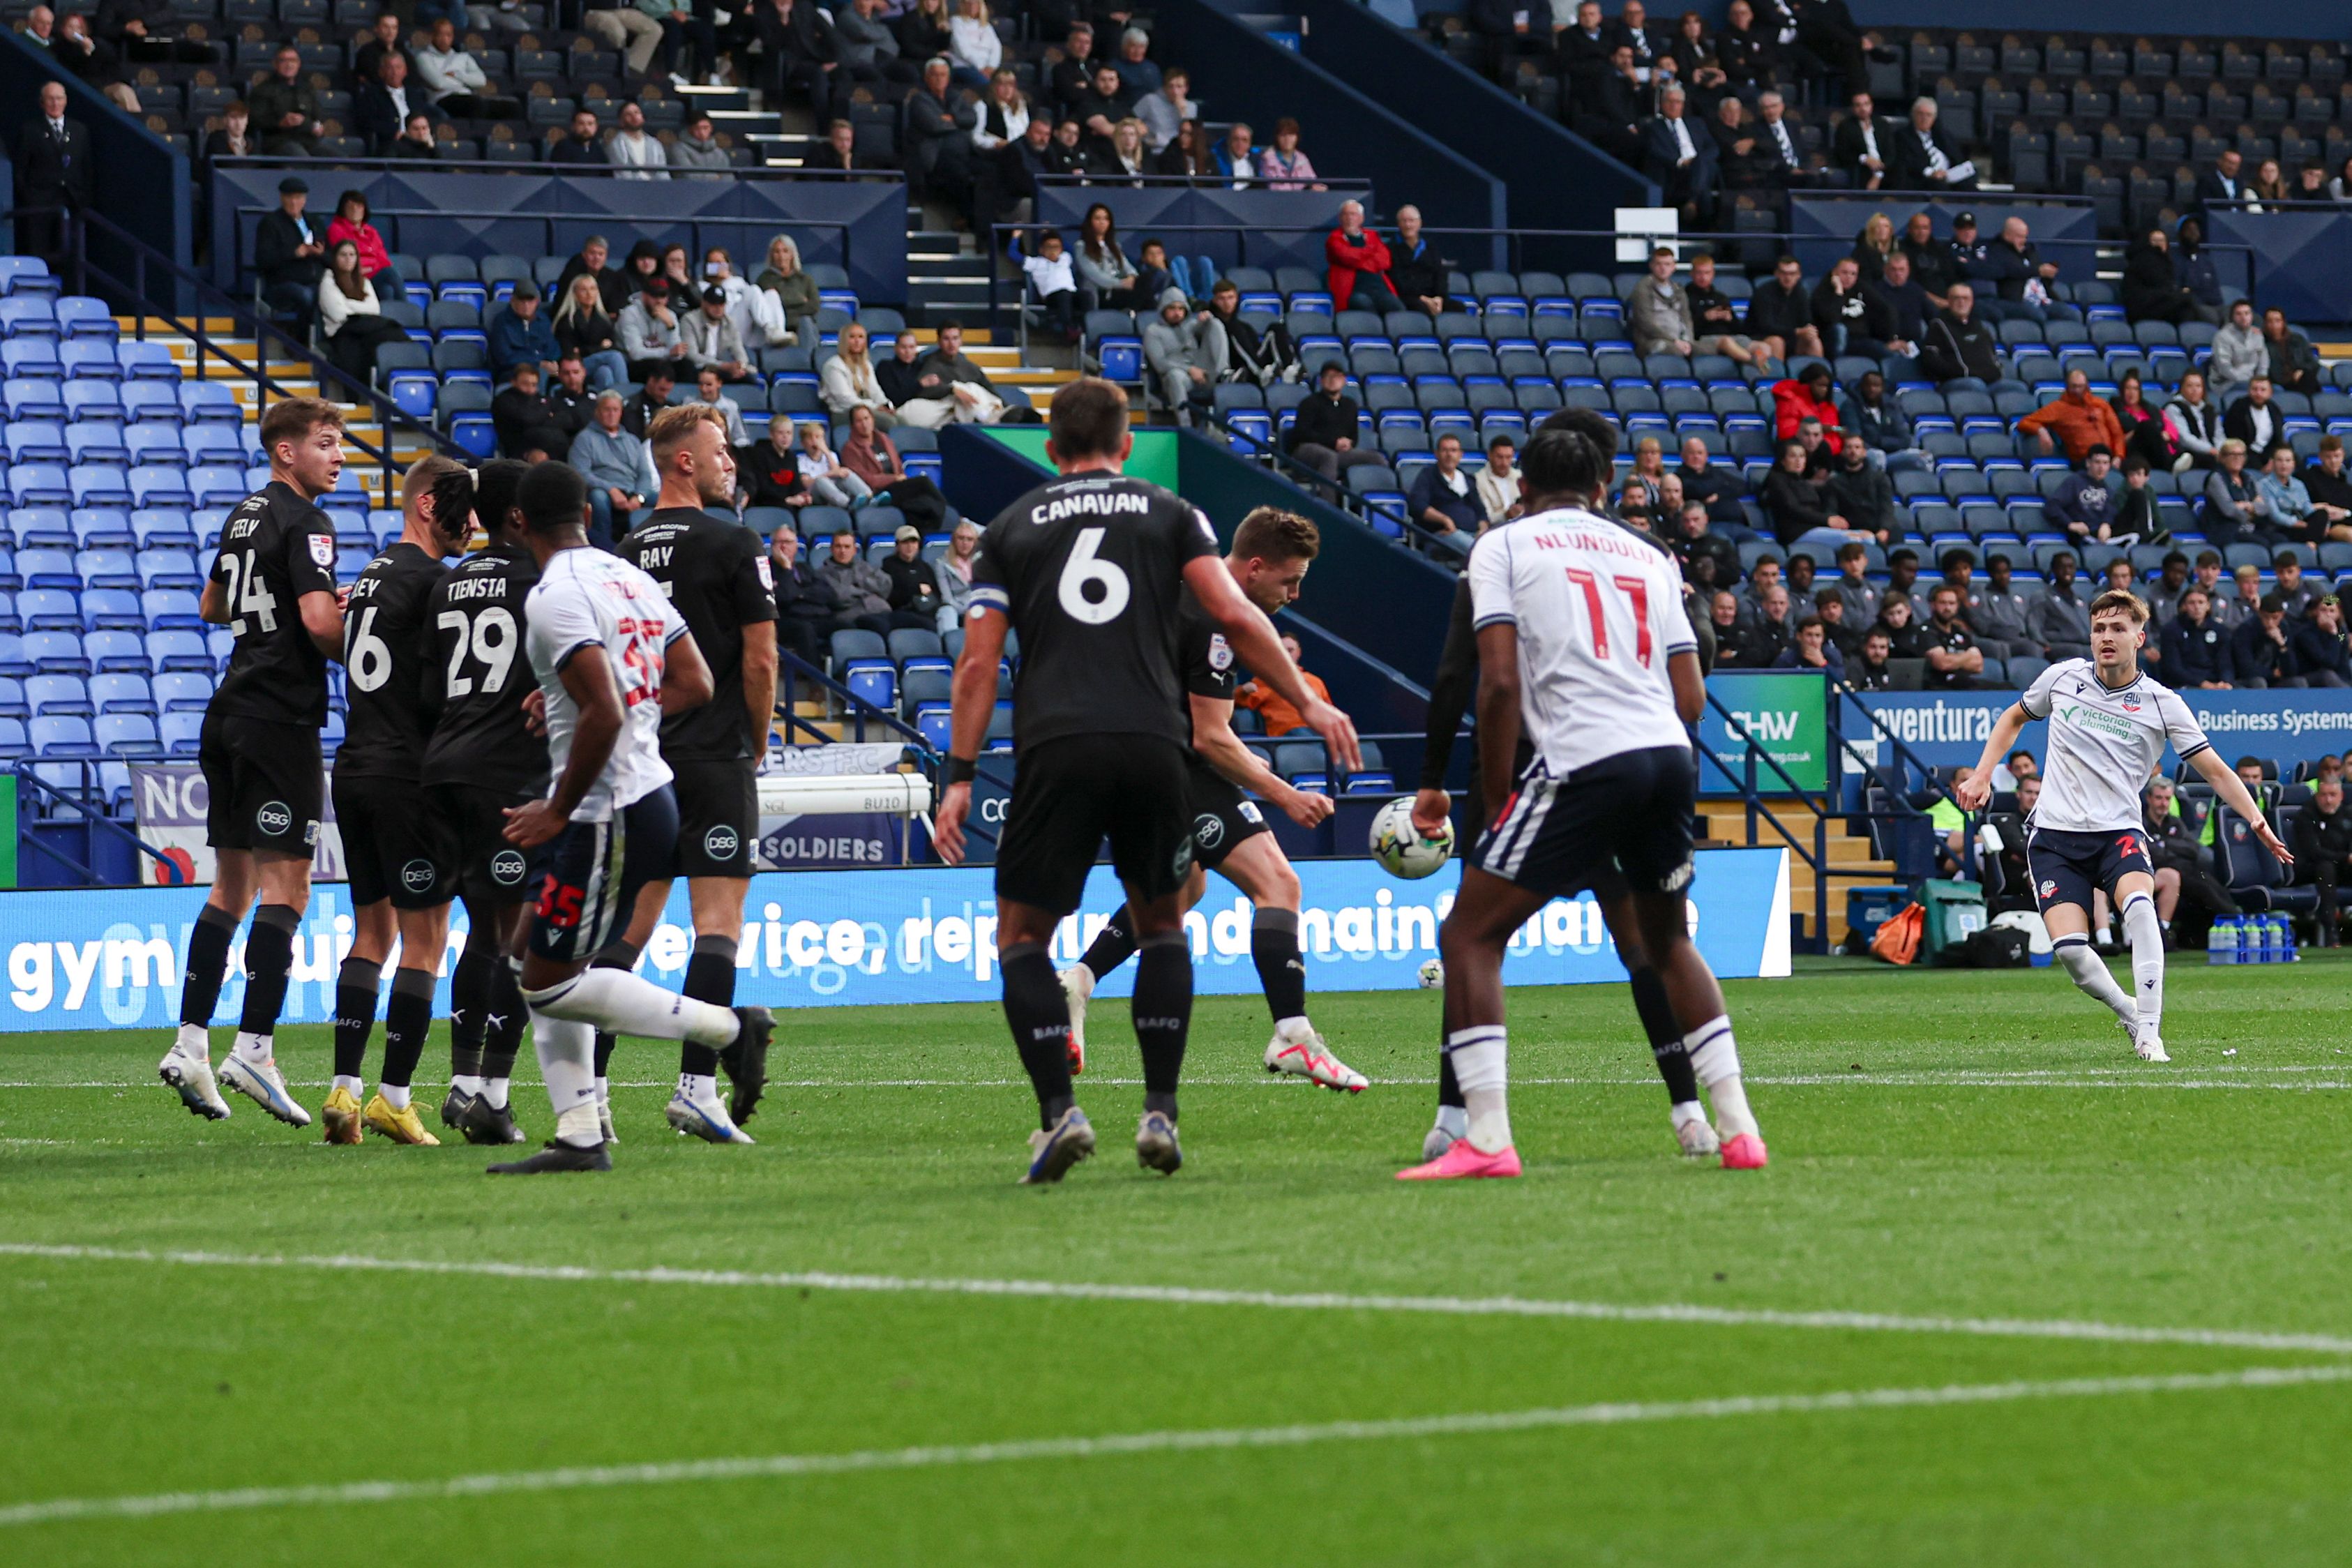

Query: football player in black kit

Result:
[319,455,474,1147]
[607,402,778,1145]
[931,379,1361,1184]
[158,398,347,1129]
[423,459,545,1147]
[1059,506,1369,1094]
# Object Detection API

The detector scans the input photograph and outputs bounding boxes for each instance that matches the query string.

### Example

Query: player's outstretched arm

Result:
[1472,622,1523,827]
[930,603,1009,866]
[1182,555,1361,772]
[658,631,714,714]
[297,589,342,660]
[1957,704,2030,811]
[2189,746,2294,865]
[504,647,624,849]
[1191,691,1332,828]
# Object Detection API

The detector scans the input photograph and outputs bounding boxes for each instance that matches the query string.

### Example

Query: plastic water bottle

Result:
[2209,917,2240,965]
[2280,915,2300,963]
[2257,916,2279,964]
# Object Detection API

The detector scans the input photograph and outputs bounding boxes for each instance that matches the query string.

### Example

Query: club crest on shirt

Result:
[309,534,336,569]
[755,557,774,591]
[1207,634,1232,671]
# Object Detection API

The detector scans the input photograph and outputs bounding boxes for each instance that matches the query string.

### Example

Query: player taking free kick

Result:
[1957,589,2289,1062]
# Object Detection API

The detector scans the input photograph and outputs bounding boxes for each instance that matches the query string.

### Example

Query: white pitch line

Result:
[2,1363,2345,1530]
[7,1071,2352,1092]
[8,1242,2352,1358]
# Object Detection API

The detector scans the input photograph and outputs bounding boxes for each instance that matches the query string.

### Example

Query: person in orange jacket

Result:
[1237,633,1334,735]
[2018,366,2127,464]
[1771,362,1843,455]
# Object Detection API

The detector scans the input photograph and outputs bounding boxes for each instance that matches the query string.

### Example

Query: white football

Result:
[1417,958,1445,990]
[1371,797,1454,880]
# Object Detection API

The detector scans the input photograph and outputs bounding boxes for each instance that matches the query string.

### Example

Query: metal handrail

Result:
[1701,685,1832,949]
[64,207,469,504]
[13,760,182,887]
[211,156,901,184]
[777,650,937,754]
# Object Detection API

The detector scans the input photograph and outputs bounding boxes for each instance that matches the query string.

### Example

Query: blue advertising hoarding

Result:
[0,850,1790,1032]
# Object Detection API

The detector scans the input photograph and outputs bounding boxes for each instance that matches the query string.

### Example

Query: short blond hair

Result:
[647,401,725,465]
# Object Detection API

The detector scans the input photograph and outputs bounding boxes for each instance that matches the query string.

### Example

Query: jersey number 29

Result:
[436,605,519,696]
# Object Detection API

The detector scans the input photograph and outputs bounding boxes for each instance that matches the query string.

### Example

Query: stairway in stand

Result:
[1696,798,1895,952]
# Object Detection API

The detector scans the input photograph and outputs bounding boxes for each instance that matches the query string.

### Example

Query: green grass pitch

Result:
[4,955,2352,1565]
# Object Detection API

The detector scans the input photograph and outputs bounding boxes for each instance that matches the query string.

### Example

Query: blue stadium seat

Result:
[161,710,204,756]
[27,674,91,716]
[94,713,160,757]
[29,715,95,757]
[146,631,211,673]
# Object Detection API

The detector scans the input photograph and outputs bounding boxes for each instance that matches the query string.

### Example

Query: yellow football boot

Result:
[362,1093,442,1146]
[320,1085,363,1145]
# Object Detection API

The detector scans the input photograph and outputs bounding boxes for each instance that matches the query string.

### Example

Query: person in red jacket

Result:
[1325,199,1399,311]
[1771,362,1843,455]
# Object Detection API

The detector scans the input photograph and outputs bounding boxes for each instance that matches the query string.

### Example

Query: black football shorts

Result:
[425,781,543,907]
[993,734,1193,916]
[1185,758,1272,873]
[1473,744,1698,900]
[199,711,324,855]
[333,771,450,910]
[669,757,759,880]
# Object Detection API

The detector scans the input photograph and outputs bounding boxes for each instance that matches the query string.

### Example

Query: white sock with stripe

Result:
[523,969,740,1047]
[1445,1025,1512,1154]
[2053,935,2134,1025]
[532,1013,601,1147]
[1683,1016,1758,1140]
[2120,894,2165,1034]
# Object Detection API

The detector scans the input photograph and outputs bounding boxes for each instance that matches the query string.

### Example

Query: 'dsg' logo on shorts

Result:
[704,825,741,861]
[400,859,437,894]
[490,848,527,887]
[1193,813,1226,850]
[255,800,293,836]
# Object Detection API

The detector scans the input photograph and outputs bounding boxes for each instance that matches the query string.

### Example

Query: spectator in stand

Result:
[1840,369,1922,471]
[1643,84,1718,225]
[970,68,1030,155]
[1134,65,1194,153]
[582,0,663,75]
[2109,370,2178,474]
[570,392,656,548]
[1556,0,1611,93]
[201,99,256,165]
[687,367,751,448]
[2292,774,2352,945]
[840,403,947,532]
[836,0,917,86]
[548,107,604,166]
[814,320,891,427]
[751,234,820,346]
[1973,553,2031,651]
[322,191,401,308]
[1917,280,1998,384]
[1232,635,1336,734]
[1920,585,1984,688]
[1756,95,1820,190]
[1258,117,1323,191]
[903,57,977,204]
[492,363,575,461]
[50,12,133,112]
[2160,368,2223,473]
[1770,362,1841,448]
[1674,503,1737,590]
[1973,216,2061,324]
[1793,413,1834,474]
[1627,244,1695,357]
[617,275,688,382]
[415,18,519,119]
[1809,587,1860,656]
[1287,360,1382,484]
[928,517,982,631]
[1468,0,1556,77]
[877,329,927,409]
[667,108,731,177]
[1709,95,1772,192]
[2274,552,2323,619]
[2208,299,2266,405]
[757,0,850,119]
[354,54,435,158]
[1682,250,1764,368]
[1761,436,1846,546]
[1607,0,1663,77]
[1070,62,1134,153]
[1828,541,1876,622]
[2019,368,2125,465]
[1203,278,1292,386]
[552,273,628,393]
[1712,0,1775,90]
[2170,216,2226,324]
[819,531,930,631]
[1847,210,1895,282]
[1087,116,1151,183]
[1826,432,1896,543]
[2231,594,2306,688]
[2033,551,2092,660]
[2160,585,2234,688]
[1873,591,1927,660]
[1733,583,1793,666]
[2258,444,2335,543]
[743,421,816,512]
[2045,444,2120,544]
[1387,206,1455,318]
[2120,226,2201,326]
[316,239,409,380]
[1204,121,1257,186]
[2144,550,2193,627]
[2303,437,2352,532]
[1476,435,1520,525]
[1578,45,1649,165]
[767,524,854,660]
[794,420,872,508]
[1140,287,1221,425]
[1678,435,1746,529]
[1846,626,1894,688]
[2296,595,2352,689]
[2117,453,2166,543]
[557,235,628,315]
[2249,156,2290,207]
[1832,89,1892,188]
[1773,613,1843,677]
[1019,227,1083,342]
[813,114,894,179]
[98,0,213,64]
[1040,18,1091,110]
[1743,254,1823,363]
[604,99,668,179]
[945,0,1000,91]
[1325,200,1397,312]
[2201,444,2296,555]
[1809,254,1892,357]
[908,321,1009,425]
[2193,146,2245,216]
[1408,433,1481,536]
[2224,374,2290,466]
[2216,561,2266,628]
[880,523,946,623]
[624,371,676,439]
[1703,589,1744,663]
[254,176,328,322]
[1110,27,1161,93]
[1890,94,1972,192]
[1867,248,1927,349]
[248,45,320,156]
[1897,209,1953,306]
[487,278,559,380]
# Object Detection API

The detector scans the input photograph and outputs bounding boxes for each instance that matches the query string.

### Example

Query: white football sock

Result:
[174,1023,209,1060]
[1432,1104,1468,1140]
[555,1103,603,1148]
[332,1074,363,1095]
[2054,935,2134,1025]
[1274,1016,1313,1040]
[451,1073,484,1097]
[523,969,739,1046]
[1670,1099,1709,1130]
[594,1076,610,1108]
[1683,1016,1759,1140]
[379,1083,410,1110]
[1447,1025,1512,1152]
[532,1011,599,1143]
[483,1077,510,1111]
[679,1071,718,1103]
[2121,894,2165,1031]
[232,1030,273,1066]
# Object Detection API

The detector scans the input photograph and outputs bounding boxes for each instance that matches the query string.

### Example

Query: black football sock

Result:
[179,903,239,1028]
[1000,941,1073,1130]
[237,904,301,1038]
[589,940,640,1080]
[1438,1048,1465,1110]
[447,927,496,1080]
[1249,906,1308,1025]
[679,934,737,1078]
[481,957,527,1085]
[1078,907,1138,979]
[1132,930,1193,1122]
[1630,965,1700,1106]
[331,956,383,1081]
[378,966,436,1090]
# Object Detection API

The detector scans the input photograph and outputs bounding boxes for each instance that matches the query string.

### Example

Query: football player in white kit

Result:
[1957,589,2289,1062]
[1399,429,1767,1179]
